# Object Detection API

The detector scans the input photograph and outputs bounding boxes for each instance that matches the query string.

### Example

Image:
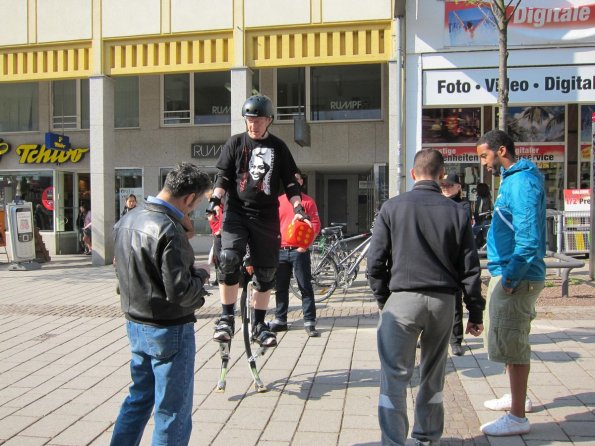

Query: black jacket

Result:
[367,180,484,324]
[113,201,208,326]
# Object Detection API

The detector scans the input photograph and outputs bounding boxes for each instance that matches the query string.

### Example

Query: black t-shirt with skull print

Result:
[215,132,301,217]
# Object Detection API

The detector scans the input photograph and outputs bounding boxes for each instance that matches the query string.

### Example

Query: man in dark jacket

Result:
[367,149,484,446]
[111,163,211,446]
[440,173,472,357]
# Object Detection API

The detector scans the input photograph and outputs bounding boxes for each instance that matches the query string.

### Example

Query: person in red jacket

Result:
[270,171,322,337]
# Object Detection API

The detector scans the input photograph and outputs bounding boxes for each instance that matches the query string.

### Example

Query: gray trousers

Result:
[377,291,455,446]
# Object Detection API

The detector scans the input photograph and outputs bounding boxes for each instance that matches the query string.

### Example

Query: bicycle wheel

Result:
[290,254,338,303]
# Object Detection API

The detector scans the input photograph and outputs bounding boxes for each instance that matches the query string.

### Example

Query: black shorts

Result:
[221,209,280,268]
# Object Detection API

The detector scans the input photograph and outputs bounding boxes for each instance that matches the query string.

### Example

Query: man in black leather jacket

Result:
[111,163,211,446]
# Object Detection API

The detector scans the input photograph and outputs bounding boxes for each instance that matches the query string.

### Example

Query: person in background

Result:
[270,171,321,337]
[76,205,88,254]
[476,129,545,437]
[207,95,309,348]
[207,191,224,286]
[121,194,138,217]
[111,163,211,445]
[472,182,493,247]
[367,148,484,446]
[82,205,92,255]
[440,173,472,357]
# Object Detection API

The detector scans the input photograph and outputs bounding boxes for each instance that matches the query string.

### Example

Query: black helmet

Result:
[242,95,274,118]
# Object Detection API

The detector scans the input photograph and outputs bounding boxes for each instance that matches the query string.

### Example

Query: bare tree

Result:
[459,0,523,129]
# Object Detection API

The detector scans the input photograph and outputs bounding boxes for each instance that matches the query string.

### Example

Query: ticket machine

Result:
[6,201,40,270]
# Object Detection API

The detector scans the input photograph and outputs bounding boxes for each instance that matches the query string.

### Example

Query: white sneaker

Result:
[480,414,530,436]
[483,393,533,412]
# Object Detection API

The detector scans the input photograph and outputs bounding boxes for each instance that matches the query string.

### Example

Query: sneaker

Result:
[268,321,288,333]
[484,393,533,412]
[252,323,277,347]
[213,315,235,343]
[305,326,320,337]
[451,343,464,356]
[480,413,530,436]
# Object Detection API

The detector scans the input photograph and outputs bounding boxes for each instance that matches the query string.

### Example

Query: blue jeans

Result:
[274,249,316,325]
[111,321,196,446]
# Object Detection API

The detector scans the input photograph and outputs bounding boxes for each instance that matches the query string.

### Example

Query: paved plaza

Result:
[0,255,594,445]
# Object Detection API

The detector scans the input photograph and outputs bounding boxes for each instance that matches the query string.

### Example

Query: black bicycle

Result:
[290,224,372,303]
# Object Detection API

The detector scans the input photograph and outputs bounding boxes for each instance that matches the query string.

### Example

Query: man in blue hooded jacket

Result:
[476,129,546,437]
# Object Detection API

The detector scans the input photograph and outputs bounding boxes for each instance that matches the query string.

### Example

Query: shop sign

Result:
[191,142,225,159]
[444,1,595,47]
[564,189,590,211]
[42,186,55,211]
[45,132,71,151]
[515,144,565,163]
[423,66,595,106]
[425,145,479,163]
[0,138,10,161]
[16,144,89,164]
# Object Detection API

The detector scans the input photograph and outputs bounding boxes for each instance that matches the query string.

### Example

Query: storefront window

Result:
[579,104,594,189]
[52,79,90,130]
[0,82,38,132]
[0,172,54,230]
[115,76,139,128]
[163,74,191,125]
[310,64,381,121]
[504,105,566,209]
[276,67,305,121]
[194,72,231,124]
[115,169,143,220]
[422,107,483,202]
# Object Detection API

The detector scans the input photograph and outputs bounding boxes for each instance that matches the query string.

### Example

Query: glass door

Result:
[54,171,75,254]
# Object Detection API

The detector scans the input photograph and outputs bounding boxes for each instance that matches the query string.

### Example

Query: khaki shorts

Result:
[487,276,544,364]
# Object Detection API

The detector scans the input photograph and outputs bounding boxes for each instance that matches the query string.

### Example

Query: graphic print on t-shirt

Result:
[246,147,272,195]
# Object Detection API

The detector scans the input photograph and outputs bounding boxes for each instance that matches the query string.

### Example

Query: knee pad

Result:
[219,249,241,285]
[252,267,277,292]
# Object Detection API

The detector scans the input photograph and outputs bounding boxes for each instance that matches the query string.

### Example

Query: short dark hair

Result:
[477,129,516,157]
[163,163,212,198]
[413,148,444,179]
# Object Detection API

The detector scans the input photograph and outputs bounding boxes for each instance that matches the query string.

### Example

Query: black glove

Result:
[293,204,310,221]
[206,195,222,215]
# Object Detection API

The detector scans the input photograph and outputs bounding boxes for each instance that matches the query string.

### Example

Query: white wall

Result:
[171,0,233,32]
[244,0,311,27]
[322,0,392,22]
[0,0,27,45]
[37,0,92,43]
[102,0,161,38]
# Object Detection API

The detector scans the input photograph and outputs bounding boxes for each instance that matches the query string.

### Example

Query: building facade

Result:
[404,0,595,211]
[0,0,398,264]
[1,0,593,264]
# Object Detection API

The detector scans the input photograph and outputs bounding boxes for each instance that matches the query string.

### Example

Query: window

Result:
[115,76,139,128]
[162,71,260,126]
[115,169,143,220]
[276,67,305,121]
[310,64,381,121]
[194,72,231,124]
[579,105,594,188]
[0,82,38,132]
[52,79,90,130]
[163,74,191,124]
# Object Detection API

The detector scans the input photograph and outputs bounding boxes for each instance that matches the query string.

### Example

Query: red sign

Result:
[42,186,55,211]
[564,189,591,211]
[423,145,479,163]
[515,144,565,162]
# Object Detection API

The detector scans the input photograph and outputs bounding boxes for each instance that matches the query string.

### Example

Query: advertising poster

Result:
[445,1,595,47]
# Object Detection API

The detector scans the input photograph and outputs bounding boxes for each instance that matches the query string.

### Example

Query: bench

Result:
[479,250,585,298]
